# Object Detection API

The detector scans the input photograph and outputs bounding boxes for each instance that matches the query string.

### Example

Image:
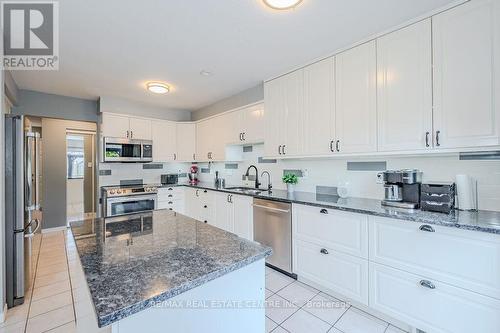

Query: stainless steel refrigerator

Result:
[5,115,42,307]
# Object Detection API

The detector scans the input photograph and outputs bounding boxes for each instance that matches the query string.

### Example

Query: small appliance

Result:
[379,169,422,209]
[161,174,178,185]
[101,184,158,217]
[103,137,153,163]
[421,182,456,214]
[188,165,199,185]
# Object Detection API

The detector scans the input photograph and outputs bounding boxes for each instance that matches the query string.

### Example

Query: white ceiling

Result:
[12,0,457,113]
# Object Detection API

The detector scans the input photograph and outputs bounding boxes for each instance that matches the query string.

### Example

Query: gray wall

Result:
[41,118,97,230]
[13,90,98,122]
[4,71,19,105]
[1,68,6,316]
[99,96,192,121]
[192,83,263,120]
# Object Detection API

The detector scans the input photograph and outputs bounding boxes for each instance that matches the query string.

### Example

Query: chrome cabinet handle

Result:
[242,133,246,141]
[168,188,173,191]
[419,224,435,232]
[195,190,199,197]
[251,204,290,213]
[320,209,328,214]
[168,201,173,204]
[193,153,196,161]
[336,140,340,152]
[130,131,133,138]
[173,153,177,160]
[227,195,230,203]
[204,190,208,193]
[425,132,430,147]
[419,280,436,289]
[278,145,282,155]
[203,205,207,208]
[168,194,173,198]
[320,248,329,255]
[282,145,286,155]
[239,133,243,141]
[330,140,334,152]
[436,130,441,147]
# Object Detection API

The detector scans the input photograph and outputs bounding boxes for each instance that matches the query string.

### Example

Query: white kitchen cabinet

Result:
[369,216,500,299]
[237,104,265,144]
[303,57,335,155]
[196,119,212,161]
[214,193,253,240]
[183,187,215,223]
[157,186,184,214]
[101,113,131,138]
[369,262,500,333]
[432,0,500,149]
[184,187,201,220]
[377,19,433,151]
[129,117,152,140]
[176,123,196,162]
[264,70,304,157]
[152,120,176,162]
[293,204,368,259]
[335,41,377,153]
[214,192,234,233]
[294,239,369,305]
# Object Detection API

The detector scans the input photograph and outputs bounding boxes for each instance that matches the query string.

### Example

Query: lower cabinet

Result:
[214,192,253,241]
[157,187,185,214]
[293,239,368,305]
[369,262,500,333]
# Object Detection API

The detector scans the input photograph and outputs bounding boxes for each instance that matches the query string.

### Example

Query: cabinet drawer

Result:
[158,187,183,195]
[293,204,368,258]
[369,263,500,333]
[294,239,368,305]
[369,216,500,299]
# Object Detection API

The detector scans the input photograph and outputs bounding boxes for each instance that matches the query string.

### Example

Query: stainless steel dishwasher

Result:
[253,198,294,277]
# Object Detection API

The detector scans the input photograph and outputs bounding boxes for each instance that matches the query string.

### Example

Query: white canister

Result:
[455,174,477,211]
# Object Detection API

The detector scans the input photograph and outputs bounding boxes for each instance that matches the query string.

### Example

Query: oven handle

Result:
[106,194,158,204]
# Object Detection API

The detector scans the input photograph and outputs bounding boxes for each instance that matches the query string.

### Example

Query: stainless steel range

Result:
[101,184,158,217]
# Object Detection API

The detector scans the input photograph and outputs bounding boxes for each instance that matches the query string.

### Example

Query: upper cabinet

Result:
[152,120,176,162]
[377,19,433,151]
[239,104,265,144]
[303,57,335,155]
[335,41,377,154]
[101,113,152,140]
[432,0,500,149]
[264,70,304,157]
[176,123,196,162]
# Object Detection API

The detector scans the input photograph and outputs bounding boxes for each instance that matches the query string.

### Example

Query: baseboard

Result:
[0,303,7,323]
[42,226,68,233]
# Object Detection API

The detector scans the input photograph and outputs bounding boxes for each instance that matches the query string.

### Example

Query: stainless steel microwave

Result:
[103,137,153,163]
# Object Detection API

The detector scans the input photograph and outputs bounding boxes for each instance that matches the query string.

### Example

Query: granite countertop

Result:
[171,182,500,235]
[69,210,272,327]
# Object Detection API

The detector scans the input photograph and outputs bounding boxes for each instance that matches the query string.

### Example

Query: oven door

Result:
[103,137,142,162]
[106,194,157,217]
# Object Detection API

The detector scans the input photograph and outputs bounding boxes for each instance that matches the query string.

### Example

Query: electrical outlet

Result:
[302,169,309,178]
[376,172,384,184]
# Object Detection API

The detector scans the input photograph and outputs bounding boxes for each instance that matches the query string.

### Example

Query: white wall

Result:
[99,96,191,121]
[198,144,500,212]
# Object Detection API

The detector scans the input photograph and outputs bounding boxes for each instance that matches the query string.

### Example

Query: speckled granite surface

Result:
[69,210,272,327]
[175,182,500,235]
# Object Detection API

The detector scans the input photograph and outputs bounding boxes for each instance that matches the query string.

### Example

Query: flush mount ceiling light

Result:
[146,82,170,94]
[263,0,303,10]
[200,70,213,76]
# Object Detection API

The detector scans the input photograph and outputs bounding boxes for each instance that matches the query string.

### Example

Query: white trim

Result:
[42,226,68,234]
[264,0,469,82]
[0,303,7,323]
[194,100,264,123]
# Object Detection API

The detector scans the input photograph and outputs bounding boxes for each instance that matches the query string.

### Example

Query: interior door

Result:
[432,0,500,148]
[377,19,433,151]
[335,41,377,153]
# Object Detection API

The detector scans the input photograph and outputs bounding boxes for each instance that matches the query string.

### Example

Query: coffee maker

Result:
[378,169,422,209]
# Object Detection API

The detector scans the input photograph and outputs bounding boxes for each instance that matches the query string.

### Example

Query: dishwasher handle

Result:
[252,204,290,214]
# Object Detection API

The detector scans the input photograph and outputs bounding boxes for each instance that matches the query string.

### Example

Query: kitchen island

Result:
[69,209,272,333]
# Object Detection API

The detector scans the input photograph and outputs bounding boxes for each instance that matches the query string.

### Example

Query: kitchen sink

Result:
[225,187,262,195]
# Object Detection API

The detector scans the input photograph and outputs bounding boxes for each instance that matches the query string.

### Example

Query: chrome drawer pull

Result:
[320,248,329,255]
[320,209,328,214]
[419,225,435,232]
[419,280,436,289]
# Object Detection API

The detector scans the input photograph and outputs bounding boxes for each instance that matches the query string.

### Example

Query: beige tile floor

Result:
[0,230,409,333]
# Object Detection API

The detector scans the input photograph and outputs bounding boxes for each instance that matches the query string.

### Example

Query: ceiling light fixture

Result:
[200,70,212,76]
[146,82,170,94]
[263,0,303,10]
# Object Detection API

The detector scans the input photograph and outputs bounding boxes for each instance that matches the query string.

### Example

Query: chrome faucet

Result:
[245,165,261,189]
[261,171,272,192]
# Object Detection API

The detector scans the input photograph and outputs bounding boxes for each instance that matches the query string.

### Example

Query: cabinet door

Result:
[184,188,200,220]
[129,117,152,140]
[214,192,233,232]
[433,0,500,148]
[304,57,335,155]
[282,70,305,156]
[152,120,176,162]
[223,111,243,145]
[377,19,433,151]
[335,41,377,153]
[233,194,253,241]
[264,77,286,157]
[176,123,196,162]
[101,113,130,138]
[209,115,227,161]
[196,120,211,162]
[241,104,265,144]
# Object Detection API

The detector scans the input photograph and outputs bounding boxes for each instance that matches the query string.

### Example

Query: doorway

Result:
[66,131,96,224]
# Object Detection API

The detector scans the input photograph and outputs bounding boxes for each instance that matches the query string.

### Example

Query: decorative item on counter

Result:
[337,181,350,199]
[188,165,199,185]
[420,182,455,214]
[455,174,477,211]
[282,173,298,193]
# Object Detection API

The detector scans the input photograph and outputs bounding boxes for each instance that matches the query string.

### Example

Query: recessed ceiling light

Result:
[263,0,303,10]
[200,70,212,76]
[146,82,170,94]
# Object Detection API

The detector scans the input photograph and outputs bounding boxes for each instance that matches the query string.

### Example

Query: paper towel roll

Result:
[455,174,477,210]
